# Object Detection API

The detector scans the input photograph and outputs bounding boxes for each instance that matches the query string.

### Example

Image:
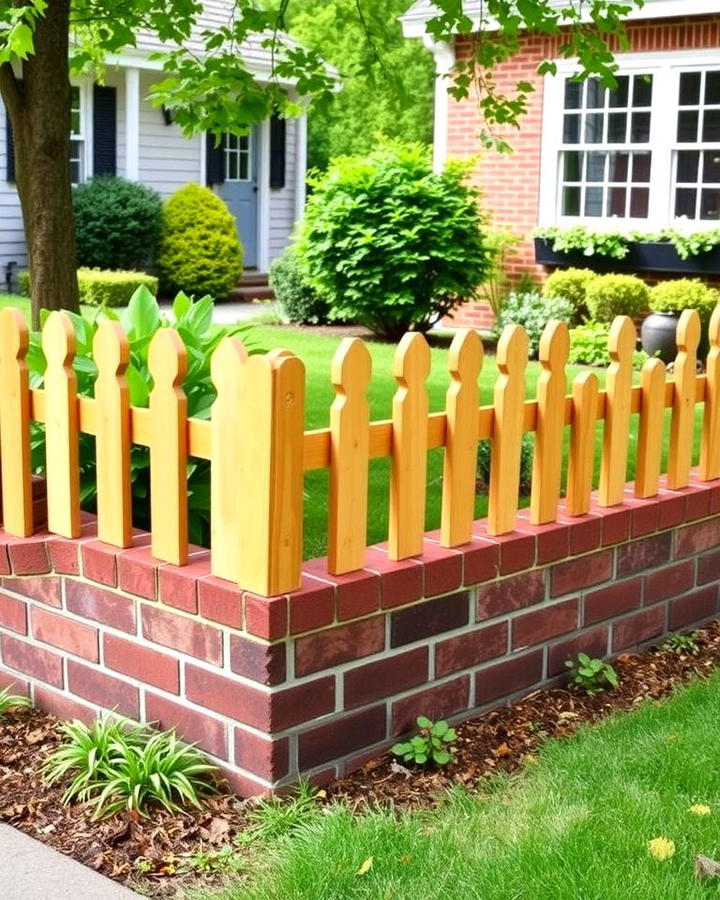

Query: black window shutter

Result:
[206,132,225,186]
[93,85,117,176]
[269,114,286,189]
[6,107,15,183]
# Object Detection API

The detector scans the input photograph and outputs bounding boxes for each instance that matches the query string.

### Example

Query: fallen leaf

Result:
[201,816,231,844]
[390,761,412,779]
[688,804,711,816]
[493,742,511,758]
[356,857,373,876]
[695,855,720,880]
[558,711,578,720]
[647,837,676,861]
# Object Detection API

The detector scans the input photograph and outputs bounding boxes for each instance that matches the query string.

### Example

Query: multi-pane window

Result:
[559,74,653,219]
[225,133,252,181]
[69,85,84,185]
[674,70,720,221]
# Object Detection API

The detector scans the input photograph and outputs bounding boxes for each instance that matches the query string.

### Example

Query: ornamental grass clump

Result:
[297,141,492,339]
[44,717,218,819]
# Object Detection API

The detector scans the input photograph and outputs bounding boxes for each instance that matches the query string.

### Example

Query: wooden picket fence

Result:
[0,305,719,597]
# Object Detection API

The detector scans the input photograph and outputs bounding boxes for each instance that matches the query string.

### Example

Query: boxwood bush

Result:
[648,278,717,318]
[19,269,158,307]
[156,184,243,299]
[297,141,491,339]
[269,247,329,325]
[73,176,163,270]
[542,268,598,322]
[585,273,649,322]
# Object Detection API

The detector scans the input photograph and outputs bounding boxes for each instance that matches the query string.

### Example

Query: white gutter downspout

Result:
[424,37,456,173]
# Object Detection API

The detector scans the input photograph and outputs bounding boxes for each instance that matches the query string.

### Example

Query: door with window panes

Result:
[218,129,259,267]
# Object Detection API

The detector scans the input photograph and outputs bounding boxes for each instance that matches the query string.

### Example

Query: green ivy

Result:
[536,226,720,260]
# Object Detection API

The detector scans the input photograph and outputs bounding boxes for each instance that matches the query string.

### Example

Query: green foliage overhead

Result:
[156,184,243,300]
[585,273,649,322]
[73,177,163,270]
[648,279,717,317]
[284,0,433,170]
[494,291,574,359]
[297,141,491,339]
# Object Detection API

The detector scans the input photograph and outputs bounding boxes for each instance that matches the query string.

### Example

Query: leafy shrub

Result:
[648,279,717,317]
[297,141,491,339]
[156,183,243,299]
[44,717,217,818]
[565,653,618,695]
[494,290,574,358]
[269,246,329,325]
[73,176,163,270]
[477,435,534,496]
[542,268,598,322]
[585,273,649,322]
[18,269,158,308]
[78,268,159,307]
[27,288,258,544]
[0,685,31,718]
[568,322,610,366]
[392,716,457,767]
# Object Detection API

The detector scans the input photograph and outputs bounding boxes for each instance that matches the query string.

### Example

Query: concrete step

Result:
[227,284,275,303]
[239,270,270,287]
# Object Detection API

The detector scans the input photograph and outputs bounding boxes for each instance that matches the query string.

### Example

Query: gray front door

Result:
[219,129,259,267]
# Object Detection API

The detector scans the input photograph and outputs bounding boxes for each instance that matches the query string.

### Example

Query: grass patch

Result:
[203,672,720,900]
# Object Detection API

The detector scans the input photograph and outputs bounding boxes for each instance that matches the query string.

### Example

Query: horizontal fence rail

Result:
[0,307,719,597]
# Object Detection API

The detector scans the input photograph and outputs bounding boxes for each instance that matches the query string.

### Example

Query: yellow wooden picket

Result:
[0,304,718,597]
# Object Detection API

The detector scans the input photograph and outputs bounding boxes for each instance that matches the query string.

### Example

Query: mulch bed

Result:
[2,621,720,896]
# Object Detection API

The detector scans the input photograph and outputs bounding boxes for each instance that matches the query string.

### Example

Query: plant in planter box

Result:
[642,279,718,363]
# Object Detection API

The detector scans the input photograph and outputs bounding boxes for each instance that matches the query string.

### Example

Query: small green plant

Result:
[662,632,701,656]
[568,322,648,369]
[269,246,329,325]
[565,653,619,696]
[0,685,31,717]
[585,273,649,322]
[494,290,574,358]
[542,267,598,323]
[392,716,457,767]
[187,844,243,874]
[245,779,320,841]
[44,717,217,818]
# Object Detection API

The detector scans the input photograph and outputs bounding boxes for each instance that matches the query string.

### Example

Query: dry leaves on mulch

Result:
[1,620,720,895]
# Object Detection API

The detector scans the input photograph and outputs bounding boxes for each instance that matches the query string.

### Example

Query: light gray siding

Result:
[268,116,298,262]
[0,107,27,275]
[137,71,202,196]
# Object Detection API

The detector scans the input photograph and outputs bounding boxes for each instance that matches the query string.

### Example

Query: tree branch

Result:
[0,62,23,121]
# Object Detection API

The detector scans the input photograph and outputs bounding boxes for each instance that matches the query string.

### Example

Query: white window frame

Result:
[539,50,720,233]
[224,131,253,183]
[68,80,93,186]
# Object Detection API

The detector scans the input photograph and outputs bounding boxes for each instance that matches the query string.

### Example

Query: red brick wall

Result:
[1,473,719,795]
[448,14,720,330]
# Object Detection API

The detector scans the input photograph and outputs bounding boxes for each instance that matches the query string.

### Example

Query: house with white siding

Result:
[0,0,309,283]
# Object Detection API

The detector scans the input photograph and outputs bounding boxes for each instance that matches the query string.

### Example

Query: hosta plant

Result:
[392,716,457,767]
[0,686,31,718]
[565,653,619,696]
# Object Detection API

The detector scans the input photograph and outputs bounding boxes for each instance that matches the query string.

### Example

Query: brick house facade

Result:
[402,1,720,330]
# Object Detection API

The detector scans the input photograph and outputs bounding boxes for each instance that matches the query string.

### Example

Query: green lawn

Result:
[204,672,720,900]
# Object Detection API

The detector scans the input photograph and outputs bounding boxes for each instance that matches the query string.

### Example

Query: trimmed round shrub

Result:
[156,184,243,299]
[77,268,158,307]
[542,268,598,322]
[494,290,574,359]
[648,278,717,318]
[585,273,649,322]
[73,176,163,270]
[297,141,491,340]
[269,247,329,325]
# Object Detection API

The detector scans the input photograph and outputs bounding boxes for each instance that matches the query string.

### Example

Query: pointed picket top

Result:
[700,304,720,480]
[42,310,80,538]
[328,337,372,574]
[389,332,431,560]
[441,329,483,547]
[0,307,32,535]
[148,327,187,390]
[598,315,635,507]
[93,319,132,548]
[531,319,569,525]
[487,324,529,535]
[667,308,701,490]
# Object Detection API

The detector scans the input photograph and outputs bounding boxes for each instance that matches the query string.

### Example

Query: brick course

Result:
[1,475,719,797]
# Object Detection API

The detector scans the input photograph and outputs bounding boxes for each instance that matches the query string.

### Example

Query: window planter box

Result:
[534,238,720,276]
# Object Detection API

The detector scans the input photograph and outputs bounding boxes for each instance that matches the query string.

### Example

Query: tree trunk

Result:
[0,0,79,329]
